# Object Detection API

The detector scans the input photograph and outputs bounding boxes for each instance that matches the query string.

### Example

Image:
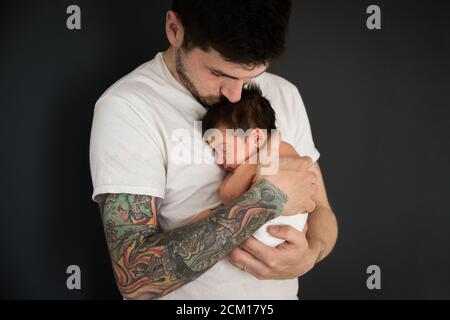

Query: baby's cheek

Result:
[224,144,244,164]
[224,151,235,164]
[212,149,224,164]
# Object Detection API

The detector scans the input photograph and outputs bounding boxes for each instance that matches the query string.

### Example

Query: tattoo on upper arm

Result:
[97,179,287,300]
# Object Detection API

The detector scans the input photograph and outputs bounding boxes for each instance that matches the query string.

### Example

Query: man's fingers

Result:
[267,224,305,245]
[305,200,317,213]
[306,170,317,184]
[300,156,314,170]
[278,156,313,172]
[227,247,272,280]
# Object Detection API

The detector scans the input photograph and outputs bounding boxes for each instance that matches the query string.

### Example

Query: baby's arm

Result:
[187,208,213,224]
[220,142,297,205]
[220,164,257,205]
[188,165,256,223]
[190,142,299,223]
[188,165,256,224]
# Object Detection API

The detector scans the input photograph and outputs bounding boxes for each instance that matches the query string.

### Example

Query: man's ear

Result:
[165,10,184,48]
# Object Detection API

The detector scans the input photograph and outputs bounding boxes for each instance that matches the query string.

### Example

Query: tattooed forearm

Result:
[98,179,287,300]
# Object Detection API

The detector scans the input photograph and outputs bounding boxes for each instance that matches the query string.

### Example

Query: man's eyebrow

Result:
[206,65,266,80]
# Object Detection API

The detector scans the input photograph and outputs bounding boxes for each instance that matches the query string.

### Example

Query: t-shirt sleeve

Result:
[285,86,320,163]
[89,96,166,202]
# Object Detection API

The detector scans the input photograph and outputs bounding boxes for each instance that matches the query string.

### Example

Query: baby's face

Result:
[207,126,259,172]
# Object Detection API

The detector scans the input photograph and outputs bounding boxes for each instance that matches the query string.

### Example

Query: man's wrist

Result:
[247,179,287,216]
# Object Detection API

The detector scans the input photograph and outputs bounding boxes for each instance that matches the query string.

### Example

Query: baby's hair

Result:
[202,83,276,135]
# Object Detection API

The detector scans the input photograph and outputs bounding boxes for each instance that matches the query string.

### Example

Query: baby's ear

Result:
[252,128,267,147]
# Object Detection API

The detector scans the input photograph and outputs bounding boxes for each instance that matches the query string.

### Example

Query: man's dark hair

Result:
[202,83,277,135]
[172,0,292,66]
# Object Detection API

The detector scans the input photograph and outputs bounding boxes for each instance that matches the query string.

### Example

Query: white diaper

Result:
[252,213,309,247]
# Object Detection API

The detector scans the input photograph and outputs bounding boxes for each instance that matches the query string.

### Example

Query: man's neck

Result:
[162,47,184,88]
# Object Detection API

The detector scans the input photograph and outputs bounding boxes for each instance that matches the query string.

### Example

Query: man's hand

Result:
[257,156,318,215]
[228,159,338,279]
[228,224,320,279]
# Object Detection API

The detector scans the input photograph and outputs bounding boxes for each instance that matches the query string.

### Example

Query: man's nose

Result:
[220,80,244,103]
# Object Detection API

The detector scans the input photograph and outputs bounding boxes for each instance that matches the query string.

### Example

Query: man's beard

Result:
[175,48,223,108]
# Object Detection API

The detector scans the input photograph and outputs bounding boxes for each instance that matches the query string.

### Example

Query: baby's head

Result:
[202,83,277,172]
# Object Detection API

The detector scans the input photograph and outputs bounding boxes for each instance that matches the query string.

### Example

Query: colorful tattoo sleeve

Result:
[97,179,287,299]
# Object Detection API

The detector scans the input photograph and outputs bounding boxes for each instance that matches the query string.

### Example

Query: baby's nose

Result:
[222,164,233,172]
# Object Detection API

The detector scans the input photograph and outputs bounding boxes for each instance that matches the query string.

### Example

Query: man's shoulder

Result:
[254,72,303,118]
[92,60,167,131]
[95,57,164,108]
[255,71,299,98]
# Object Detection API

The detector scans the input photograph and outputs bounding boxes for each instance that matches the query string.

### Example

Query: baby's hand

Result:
[187,209,213,224]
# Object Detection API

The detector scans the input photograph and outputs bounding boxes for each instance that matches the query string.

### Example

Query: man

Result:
[89,0,338,300]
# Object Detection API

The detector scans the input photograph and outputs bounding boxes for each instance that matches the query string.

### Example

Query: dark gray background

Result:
[1,0,449,299]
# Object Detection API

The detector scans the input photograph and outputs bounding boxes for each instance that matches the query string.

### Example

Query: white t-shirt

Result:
[89,52,320,300]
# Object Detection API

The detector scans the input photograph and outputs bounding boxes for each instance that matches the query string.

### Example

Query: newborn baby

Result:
[189,83,308,247]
